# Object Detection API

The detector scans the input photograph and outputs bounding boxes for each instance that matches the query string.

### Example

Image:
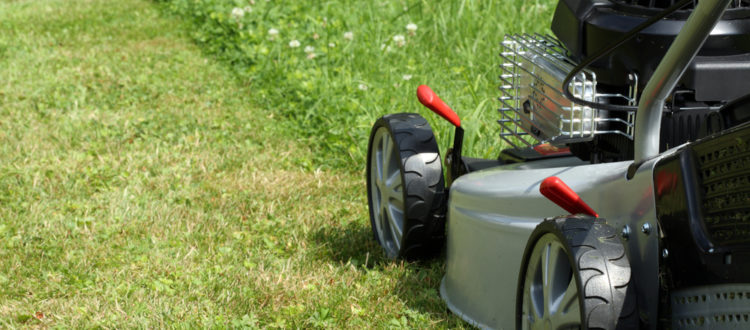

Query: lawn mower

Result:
[366,0,750,328]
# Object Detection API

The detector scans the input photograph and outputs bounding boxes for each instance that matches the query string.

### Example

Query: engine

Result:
[499,0,750,162]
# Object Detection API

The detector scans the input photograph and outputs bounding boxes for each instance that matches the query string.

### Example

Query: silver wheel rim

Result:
[522,233,582,330]
[370,127,405,258]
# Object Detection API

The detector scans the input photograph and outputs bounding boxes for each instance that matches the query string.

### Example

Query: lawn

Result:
[0,0,553,327]
[157,0,556,169]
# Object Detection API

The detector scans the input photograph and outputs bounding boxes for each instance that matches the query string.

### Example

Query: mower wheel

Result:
[517,217,637,330]
[366,113,446,260]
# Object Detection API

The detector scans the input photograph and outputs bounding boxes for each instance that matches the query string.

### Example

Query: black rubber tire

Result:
[516,216,638,329]
[366,113,446,260]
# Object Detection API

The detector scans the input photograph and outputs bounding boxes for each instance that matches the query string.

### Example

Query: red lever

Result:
[540,176,598,217]
[417,85,461,127]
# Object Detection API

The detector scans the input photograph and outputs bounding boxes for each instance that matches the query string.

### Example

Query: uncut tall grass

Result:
[160,0,556,170]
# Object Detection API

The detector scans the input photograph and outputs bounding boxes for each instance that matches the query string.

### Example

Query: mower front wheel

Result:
[517,217,638,329]
[366,113,446,260]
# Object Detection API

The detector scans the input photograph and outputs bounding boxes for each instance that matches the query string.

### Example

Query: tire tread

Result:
[367,113,446,260]
[558,217,638,330]
[518,217,638,329]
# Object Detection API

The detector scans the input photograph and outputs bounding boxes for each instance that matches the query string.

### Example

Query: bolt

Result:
[662,249,669,258]
[621,225,631,240]
[641,222,651,235]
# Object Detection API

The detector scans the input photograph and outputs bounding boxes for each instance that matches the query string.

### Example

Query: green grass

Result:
[158,0,556,169]
[0,0,555,327]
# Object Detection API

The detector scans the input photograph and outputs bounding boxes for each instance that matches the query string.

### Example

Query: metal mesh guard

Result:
[498,34,635,149]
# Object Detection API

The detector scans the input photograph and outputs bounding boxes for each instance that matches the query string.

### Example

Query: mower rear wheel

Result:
[517,217,637,330]
[366,113,446,260]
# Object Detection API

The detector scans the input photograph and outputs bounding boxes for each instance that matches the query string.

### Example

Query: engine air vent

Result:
[694,124,750,246]
[672,284,750,329]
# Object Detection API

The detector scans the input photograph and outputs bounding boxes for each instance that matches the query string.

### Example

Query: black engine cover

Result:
[552,0,750,101]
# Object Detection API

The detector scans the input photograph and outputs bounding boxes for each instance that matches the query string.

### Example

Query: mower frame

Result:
[438,0,738,328]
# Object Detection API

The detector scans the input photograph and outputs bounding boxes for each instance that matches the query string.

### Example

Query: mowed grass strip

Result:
[0,0,463,327]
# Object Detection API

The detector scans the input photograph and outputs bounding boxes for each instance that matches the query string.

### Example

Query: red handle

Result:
[540,176,598,217]
[417,85,461,127]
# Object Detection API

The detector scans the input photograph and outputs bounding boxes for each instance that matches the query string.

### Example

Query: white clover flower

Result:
[231,7,245,19]
[402,74,413,81]
[393,34,406,47]
[289,40,301,48]
[358,83,368,91]
[343,31,354,41]
[406,23,417,35]
[328,43,336,48]
[268,28,279,37]
[304,46,315,53]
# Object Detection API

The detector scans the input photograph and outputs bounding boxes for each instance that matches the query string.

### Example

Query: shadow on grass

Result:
[310,221,380,265]
[311,221,456,322]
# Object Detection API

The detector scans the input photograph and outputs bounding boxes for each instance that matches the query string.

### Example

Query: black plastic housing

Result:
[552,0,750,101]
[654,121,750,288]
